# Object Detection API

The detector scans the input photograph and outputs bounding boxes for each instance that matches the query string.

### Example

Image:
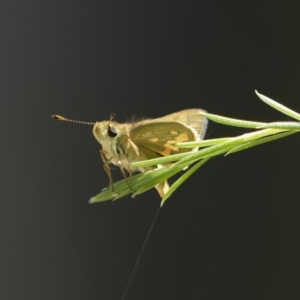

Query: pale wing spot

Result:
[161,147,172,156]
[163,142,179,152]
[148,137,159,142]
[175,133,189,142]
[170,130,178,135]
[161,133,190,155]
[165,134,190,144]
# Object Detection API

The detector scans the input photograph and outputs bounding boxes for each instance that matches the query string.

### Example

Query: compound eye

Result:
[108,125,118,138]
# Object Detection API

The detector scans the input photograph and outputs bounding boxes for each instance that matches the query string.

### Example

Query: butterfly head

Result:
[92,121,121,145]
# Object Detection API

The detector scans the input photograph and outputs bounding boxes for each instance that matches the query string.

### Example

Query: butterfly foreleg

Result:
[99,149,114,190]
[116,156,134,196]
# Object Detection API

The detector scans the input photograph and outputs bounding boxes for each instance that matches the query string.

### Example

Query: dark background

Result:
[1,1,300,299]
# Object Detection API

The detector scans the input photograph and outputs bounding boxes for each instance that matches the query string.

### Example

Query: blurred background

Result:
[1,1,300,299]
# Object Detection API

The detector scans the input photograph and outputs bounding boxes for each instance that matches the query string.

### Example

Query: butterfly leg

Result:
[117,162,134,196]
[99,150,114,191]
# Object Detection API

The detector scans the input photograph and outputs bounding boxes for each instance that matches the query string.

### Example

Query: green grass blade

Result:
[226,130,297,155]
[175,136,245,165]
[203,112,266,128]
[161,158,210,205]
[176,137,232,148]
[132,137,233,168]
[132,164,186,196]
[89,173,144,203]
[255,90,300,121]
[131,152,192,168]
[256,121,300,130]
[131,167,179,195]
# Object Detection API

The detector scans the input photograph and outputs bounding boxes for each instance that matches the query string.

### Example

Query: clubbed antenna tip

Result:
[51,114,95,125]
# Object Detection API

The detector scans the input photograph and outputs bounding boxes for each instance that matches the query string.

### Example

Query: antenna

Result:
[52,115,95,126]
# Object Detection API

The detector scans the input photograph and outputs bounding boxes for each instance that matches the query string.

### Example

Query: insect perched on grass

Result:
[52,109,208,197]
